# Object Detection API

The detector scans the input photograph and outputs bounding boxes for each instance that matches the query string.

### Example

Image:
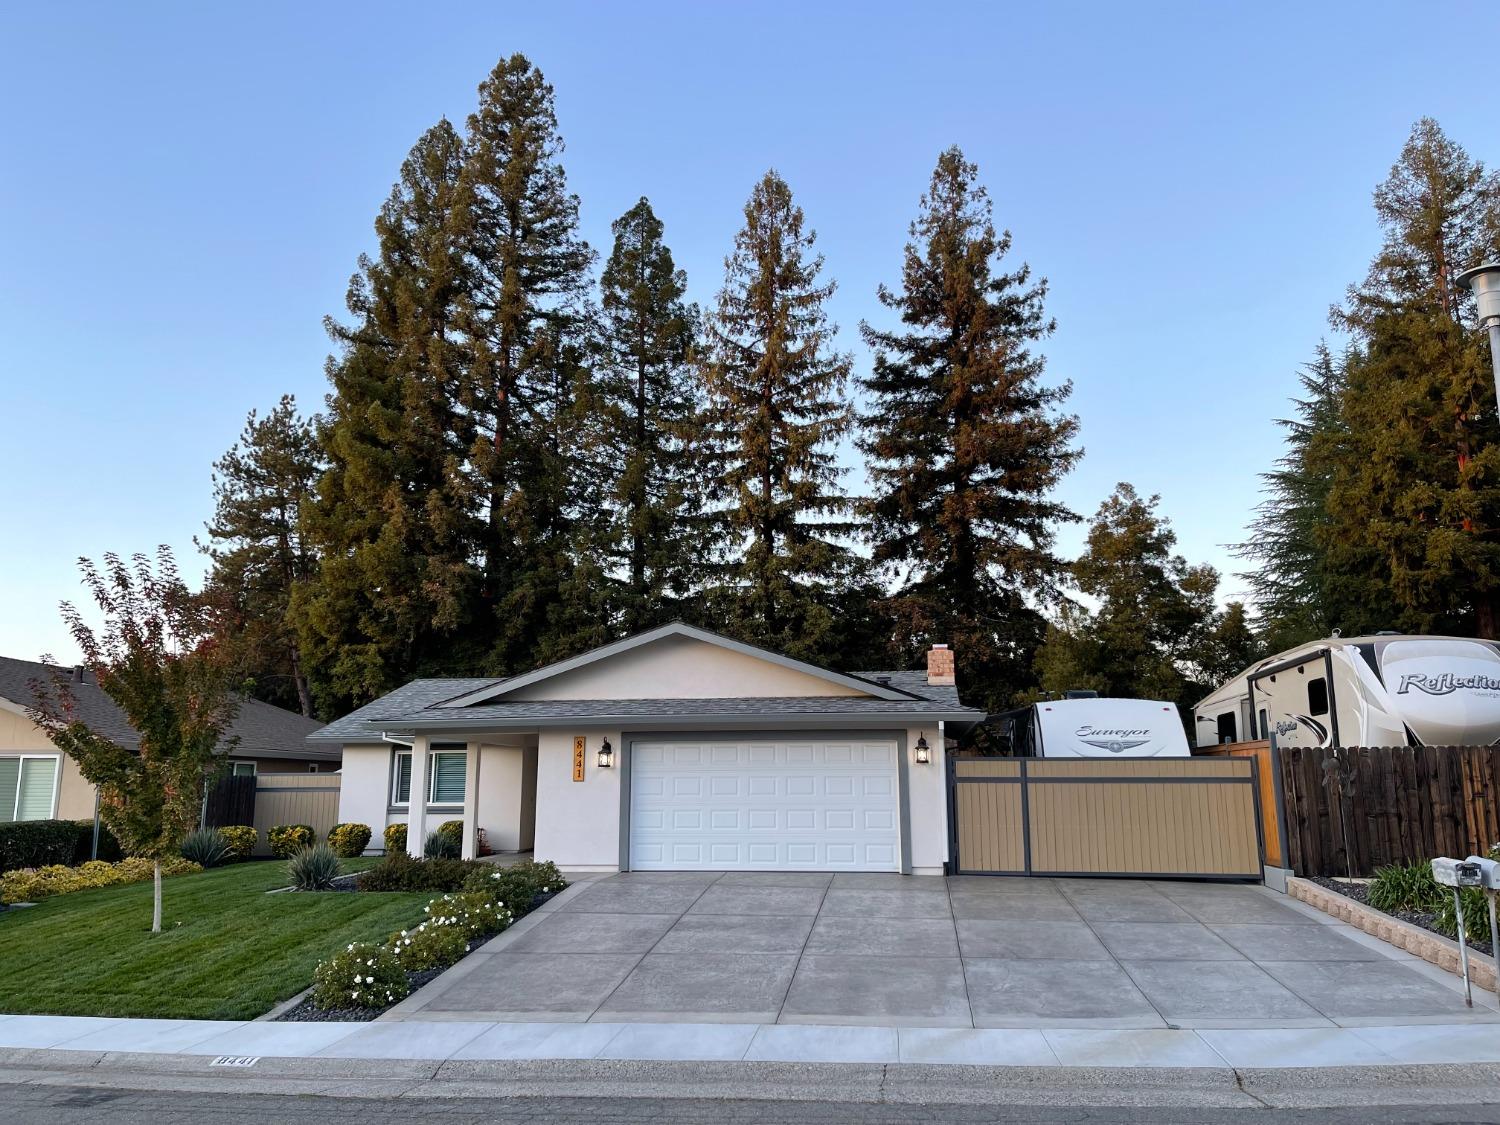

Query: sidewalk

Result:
[1,1011,1498,1069]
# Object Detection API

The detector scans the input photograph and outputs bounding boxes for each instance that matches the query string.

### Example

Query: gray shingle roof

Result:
[0,655,333,760]
[310,667,978,742]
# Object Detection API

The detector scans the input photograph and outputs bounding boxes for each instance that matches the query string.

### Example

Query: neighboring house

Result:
[0,656,335,823]
[315,623,984,874]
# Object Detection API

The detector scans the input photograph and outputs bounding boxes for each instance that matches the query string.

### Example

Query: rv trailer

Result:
[1193,634,1500,750]
[991,697,1192,758]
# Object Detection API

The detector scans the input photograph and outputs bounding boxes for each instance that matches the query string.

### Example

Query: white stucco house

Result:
[311,623,984,875]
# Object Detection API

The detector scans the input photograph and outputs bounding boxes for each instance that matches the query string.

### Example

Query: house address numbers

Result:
[572,735,586,782]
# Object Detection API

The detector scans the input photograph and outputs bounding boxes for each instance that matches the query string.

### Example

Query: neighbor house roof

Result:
[309,628,983,744]
[0,655,334,761]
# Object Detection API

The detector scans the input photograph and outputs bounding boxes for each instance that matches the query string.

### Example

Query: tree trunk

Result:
[152,860,162,933]
[289,642,313,718]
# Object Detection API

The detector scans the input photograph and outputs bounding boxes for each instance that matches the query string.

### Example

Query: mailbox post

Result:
[1432,858,1484,1007]
[1465,855,1500,1008]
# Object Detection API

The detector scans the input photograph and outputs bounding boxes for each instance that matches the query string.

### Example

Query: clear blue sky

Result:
[1,1,1493,663]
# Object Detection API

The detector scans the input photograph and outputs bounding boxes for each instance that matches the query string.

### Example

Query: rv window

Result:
[1215,712,1237,744]
[1307,677,1329,716]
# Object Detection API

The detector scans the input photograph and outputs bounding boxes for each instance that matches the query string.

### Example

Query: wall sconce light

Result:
[914,735,931,765]
[597,737,614,768]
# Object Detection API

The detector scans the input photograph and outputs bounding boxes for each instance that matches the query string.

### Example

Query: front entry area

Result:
[627,735,902,871]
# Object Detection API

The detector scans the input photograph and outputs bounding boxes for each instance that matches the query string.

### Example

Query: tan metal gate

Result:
[949,757,1263,879]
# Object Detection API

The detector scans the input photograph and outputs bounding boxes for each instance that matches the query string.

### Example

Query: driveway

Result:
[392,872,1499,1029]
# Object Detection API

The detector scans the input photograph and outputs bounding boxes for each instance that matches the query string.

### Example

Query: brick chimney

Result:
[926,644,955,686]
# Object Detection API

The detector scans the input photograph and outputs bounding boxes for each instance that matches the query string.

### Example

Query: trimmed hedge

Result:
[327,823,372,858]
[0,820,78,872]
[383,823,407,856]
[1,856,202,904]
[219,826,257,859]
[356,852,485,892]
[268,824,314,858]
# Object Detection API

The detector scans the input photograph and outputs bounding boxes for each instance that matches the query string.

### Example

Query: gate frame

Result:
[946,755,1266,881]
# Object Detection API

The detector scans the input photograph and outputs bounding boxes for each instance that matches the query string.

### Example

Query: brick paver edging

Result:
[1287,876,1497,992]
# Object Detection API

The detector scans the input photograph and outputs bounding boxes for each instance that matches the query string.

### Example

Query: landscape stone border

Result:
[1288,875,1497,992]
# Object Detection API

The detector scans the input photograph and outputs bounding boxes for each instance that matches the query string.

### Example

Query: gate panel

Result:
[950,757,1262,879]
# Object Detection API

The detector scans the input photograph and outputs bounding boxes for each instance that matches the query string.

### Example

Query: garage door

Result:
[629,737,901,871]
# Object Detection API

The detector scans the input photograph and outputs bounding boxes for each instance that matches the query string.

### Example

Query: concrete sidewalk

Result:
[1,1011,1498,1069]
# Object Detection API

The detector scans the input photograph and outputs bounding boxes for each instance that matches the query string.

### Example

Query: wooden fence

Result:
[1194,741,1282,868]
[1278,745,1500,877]
[950,757,1263,879]
[249,774,342,854]
[203,774,257,831]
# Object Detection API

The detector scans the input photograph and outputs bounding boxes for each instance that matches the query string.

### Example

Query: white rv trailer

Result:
[992,697,1192,758]
[1193,634,1500,750]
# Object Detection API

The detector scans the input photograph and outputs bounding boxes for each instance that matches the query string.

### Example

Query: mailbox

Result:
[1463,855,1500,891]
[1432,858,1483,888]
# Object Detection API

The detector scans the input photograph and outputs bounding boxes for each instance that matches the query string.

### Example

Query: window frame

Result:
[1307,676,1330,717]
[390,747,466,809]
[0,753,61,823]
[230,761,257,778]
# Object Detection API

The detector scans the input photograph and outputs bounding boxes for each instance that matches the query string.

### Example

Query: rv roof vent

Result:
[1064,690,1099,699]
[1375,630,1403,636]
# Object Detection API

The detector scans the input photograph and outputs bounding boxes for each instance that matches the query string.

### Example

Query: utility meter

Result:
[1463,855,1500,891]
[1432,858,1483,888]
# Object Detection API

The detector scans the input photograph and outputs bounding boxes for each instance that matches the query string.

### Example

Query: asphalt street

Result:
[5,1087,1500,1125]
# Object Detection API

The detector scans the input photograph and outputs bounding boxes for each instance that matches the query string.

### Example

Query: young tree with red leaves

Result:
[28,548,238,932]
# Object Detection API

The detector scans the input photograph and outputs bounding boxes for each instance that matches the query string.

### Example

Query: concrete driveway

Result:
[390,872,1498,1029]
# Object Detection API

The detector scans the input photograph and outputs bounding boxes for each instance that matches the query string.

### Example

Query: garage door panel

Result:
[629,737,901,872]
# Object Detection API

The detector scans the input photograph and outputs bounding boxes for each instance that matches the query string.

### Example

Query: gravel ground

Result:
[1309,875,1495,957]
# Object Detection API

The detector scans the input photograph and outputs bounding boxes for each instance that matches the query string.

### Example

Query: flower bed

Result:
[276,858,567,1021]
[1308,875,1495,958]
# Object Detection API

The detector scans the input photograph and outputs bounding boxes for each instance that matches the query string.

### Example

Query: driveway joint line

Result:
[1055,877,1171,1028]
[772,871,832,1025]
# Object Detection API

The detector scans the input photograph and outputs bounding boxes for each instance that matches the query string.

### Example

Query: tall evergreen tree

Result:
[455,53,597,667]
[200,395,321,716]
[699,171,860,662]
[1034,484,1218,708]
[1235,344,1372,651]
[859,148,1079,709]
[292,119,478,712]
[1326,118,1500,636]
[593,198,707,633]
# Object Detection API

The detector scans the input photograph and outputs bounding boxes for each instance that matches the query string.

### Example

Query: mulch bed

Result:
[1308,875,1495,958]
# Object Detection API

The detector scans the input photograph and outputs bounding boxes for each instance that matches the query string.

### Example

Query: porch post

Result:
[407,734,430,858]
[461,741,481,860]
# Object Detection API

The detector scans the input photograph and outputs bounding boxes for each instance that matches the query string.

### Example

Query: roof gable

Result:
[442,623,913,707]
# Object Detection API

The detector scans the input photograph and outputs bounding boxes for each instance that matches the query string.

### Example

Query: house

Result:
[0,656,335,823]
[313,623,985,874]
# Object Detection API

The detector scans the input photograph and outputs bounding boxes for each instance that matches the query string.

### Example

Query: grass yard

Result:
[0,859,429,1020]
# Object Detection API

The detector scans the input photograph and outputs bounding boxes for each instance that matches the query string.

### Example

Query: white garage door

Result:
[629,737,901,871]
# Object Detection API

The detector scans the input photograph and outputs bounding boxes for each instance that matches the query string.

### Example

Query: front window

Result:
[391,748,465,806]
[0,755,60,822]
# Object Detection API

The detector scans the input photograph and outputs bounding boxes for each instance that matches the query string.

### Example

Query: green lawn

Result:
[0,859,429,1020]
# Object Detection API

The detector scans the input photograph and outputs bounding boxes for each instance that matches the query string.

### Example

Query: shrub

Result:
[267,824,315,858]
[0,820,81,873]
[423,830,460,860]
[424,892,513,940]
[1433,886,1493,945]
[218,825,257,860]
[357,852,482,893]
[287,844,342,891]
[387,919,470,971]
[0,856,201,904]
[69,820,123,865]
[383,823,407,856]
[312,942,409,1011]
[461,859,568,915]
[1367,862,1445,914]
[327,823,372,858]
[437,820,464,846]
[180,827,230,868]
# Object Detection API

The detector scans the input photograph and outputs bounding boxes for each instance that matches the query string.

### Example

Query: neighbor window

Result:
[1215,712,1237,744]
[308,763,319,774]
[392,748,466,806]
[231,761,256,778]
[1307,677,1329,717]
[0,755,60,823]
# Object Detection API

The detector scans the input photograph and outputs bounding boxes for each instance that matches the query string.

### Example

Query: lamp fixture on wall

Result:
[597,737,614,768]
[914,735,931,765]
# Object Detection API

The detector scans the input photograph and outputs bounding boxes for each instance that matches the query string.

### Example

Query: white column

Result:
[407,734,430,858]
[461,741,481,860]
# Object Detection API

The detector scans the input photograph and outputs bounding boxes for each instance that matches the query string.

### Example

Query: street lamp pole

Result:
[1459,262,1500,398]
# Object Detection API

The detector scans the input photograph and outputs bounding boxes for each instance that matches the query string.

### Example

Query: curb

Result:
[1289,876,1498,991]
